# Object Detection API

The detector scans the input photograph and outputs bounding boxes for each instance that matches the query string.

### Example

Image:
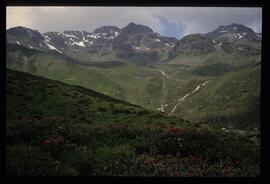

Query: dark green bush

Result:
[7,144,77,176]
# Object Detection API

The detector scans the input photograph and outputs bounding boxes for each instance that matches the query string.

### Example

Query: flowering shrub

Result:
[163,127,186,135]
[7,117,70,144]
[6,144,77,176]
[7,118,260,176]
[156,128,188,156]
[43,135,65,145]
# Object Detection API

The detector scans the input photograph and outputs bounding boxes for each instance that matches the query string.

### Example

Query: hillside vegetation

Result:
[6,69,259,176]
[6,42,261,130]
[164,65,260,130]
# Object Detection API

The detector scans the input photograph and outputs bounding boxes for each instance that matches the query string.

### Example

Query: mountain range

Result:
[6,22,261,176]
[6,22,261,130]
[7,22,260,63]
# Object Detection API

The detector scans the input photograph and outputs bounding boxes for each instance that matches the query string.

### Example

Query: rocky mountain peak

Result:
[170,34,215,56]
[205,23,260,42]
[7,26,44,41]
[93,26,120,34]
[121,22,153,36]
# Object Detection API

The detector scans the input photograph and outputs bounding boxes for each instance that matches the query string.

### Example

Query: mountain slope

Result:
[6,23,261,130]
[6,26,60,52]
[169,34,215,57]
[6,43,186,111]
[204,23,261,56]
[6,42,128,99]
[111,22,177,66]
[6,23,260,68]
[6,41,261,130]
[166,65,261,130]
[168,23,260,68]
[204,23,261,43]
[7,23,177,66]
[6,69,259,176]
[6,69,169,124]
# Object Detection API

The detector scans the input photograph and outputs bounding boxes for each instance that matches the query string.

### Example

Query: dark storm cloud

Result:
[7,7,262,39]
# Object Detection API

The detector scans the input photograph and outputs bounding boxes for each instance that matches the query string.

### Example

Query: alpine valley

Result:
[6,22,261,176]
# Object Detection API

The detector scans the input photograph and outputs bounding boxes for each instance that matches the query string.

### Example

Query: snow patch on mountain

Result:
[157,104,168,112]
[161,70,166,76]
[39,43,44,48]
[169,93,190,114]
[74,41,85,47]
[169,81,208,115]
[45,41,63,53]
[68,40,85,47]
[114,31,119,37]
[192,85,201,93]
[84,39,92,44]
[44,35,51,41]
[63,33,79,39]
[88,34,100,39]
[237,33,243,39]
[202,81,208,87]
[160,70,169,78]
[43,36,62,53]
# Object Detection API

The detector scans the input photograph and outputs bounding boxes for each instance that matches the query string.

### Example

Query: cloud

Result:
[155,16,186,38]
[6,7,164,34]
[150,7,262,37]
[6,7,262,39]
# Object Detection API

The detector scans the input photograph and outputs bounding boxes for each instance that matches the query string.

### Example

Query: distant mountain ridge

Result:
[6,23,177,65]
[6,22,261,66]
[204,23,260,43]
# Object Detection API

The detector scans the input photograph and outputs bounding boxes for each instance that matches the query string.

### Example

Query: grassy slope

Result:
[167,65,260,130]
[6,69,259,176]
[6,44,184,110]
[155,47,261,130]
[168,46,260,71]
[6,69,175,125]
[6,47,124,98]
[6,44,261,129]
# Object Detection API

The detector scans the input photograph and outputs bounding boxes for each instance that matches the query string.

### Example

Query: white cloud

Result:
[6,7,164,34]
[150,7,262,36]
[6,7,262,38]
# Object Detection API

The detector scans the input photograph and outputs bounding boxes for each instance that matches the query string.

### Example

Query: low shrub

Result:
[6,144,77,176]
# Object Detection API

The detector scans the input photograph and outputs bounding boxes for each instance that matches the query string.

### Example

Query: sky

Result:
[6,7,262,39]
